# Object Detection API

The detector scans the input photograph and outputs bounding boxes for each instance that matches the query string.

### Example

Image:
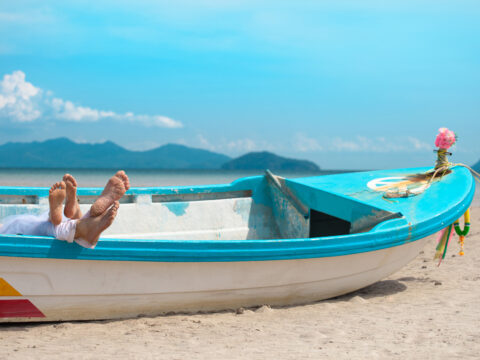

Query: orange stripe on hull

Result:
[0,278,22,296]
[0,299,45,318]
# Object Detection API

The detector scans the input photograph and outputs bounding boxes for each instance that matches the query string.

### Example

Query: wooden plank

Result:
[152,190,252,203]
[0,195,37,204]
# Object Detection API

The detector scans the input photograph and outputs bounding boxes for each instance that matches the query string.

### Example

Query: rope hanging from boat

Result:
[383,128,479,199]
[426,128,479,264]
[382,162,480,199]
[434,207,471,264]
[434,148,451,170]
[430,162,479,265]
[453,208,470,256]
[434,223,453,265]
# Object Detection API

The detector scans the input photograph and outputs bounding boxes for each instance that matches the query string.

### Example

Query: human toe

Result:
[115,171,130,190]
[63,174,77,187]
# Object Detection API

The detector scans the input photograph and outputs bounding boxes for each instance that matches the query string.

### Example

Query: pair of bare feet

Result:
[48,174,82,225]
[48,171,130,246]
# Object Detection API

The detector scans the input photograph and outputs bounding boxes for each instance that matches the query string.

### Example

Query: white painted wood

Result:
[0,236,429,322]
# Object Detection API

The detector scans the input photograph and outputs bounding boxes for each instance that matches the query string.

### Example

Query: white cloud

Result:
[226,138,259,152]
[0,70,41,122]
[407,136,431,151]
[293,132,323,152]
[126,114,182,128]
[225,138,277,153]
[328,135,431,153]
[188,133,431,156]
[0,70,182,128]
[331,137,362,151]
[50,98,115,122]
[196,134,216,151]
[193,135,261,153]
[191,134,276,154]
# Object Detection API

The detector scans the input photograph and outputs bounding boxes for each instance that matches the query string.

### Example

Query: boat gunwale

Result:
[0,167,475,262]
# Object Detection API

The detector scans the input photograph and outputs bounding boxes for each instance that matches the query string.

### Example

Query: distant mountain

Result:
[473,159,480,172]
[0,138,322,171]
[221,151,320,171]
[0,138,231,169]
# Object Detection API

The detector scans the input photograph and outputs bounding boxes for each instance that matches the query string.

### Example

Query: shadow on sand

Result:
[329,279,408,302]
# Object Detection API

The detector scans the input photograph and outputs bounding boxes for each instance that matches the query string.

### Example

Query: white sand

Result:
[1,207,479,359]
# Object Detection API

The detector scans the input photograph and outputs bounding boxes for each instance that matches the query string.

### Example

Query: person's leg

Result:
[89,170,130,217]
[49,181,66,226]
[63,173,82,219]
[74,201,119,247]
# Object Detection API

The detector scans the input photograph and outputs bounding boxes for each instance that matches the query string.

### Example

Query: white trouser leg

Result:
[53,219,77,243]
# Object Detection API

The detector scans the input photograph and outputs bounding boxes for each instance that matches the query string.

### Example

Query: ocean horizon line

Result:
[0,167,364,173]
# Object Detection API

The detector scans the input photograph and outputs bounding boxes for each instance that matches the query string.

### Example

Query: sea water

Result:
[0,168,344,187]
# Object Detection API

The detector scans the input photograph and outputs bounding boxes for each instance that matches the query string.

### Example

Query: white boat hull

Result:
[0,237,429,322]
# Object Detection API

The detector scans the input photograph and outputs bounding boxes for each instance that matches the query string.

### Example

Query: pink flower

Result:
[435,127,456,149]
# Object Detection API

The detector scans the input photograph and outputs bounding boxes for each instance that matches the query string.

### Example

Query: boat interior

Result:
[0,172,403,241]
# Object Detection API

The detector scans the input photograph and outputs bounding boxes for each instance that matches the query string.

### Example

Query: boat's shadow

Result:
[329,279,407,301]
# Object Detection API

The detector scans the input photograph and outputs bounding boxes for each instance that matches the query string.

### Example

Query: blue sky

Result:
[0,0,479,169]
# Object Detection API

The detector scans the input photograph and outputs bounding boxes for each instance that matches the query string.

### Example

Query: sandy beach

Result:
[2,0,478,357]
[1,203,479,359]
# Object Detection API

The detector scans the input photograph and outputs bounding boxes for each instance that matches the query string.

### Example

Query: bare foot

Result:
[49,181,66,226]
[114,170,130,191]
[75,201,119,247]
[63,174,82,219]
[90,171,130,217]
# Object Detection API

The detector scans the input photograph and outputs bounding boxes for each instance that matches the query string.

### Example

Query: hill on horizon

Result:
[473,159,480,172]
[0,138,230,169]
[0,138,321,171]
[221,151,320,172]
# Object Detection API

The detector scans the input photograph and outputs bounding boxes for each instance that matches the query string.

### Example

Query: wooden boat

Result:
[0,166,475,322]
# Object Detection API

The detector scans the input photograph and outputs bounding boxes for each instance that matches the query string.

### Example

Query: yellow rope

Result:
[430,162,478,259]
[454,208,470,256]
[435,149,451,170]
[451,163,480,182]
[382,161,479,199]
[420,163,480,194]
